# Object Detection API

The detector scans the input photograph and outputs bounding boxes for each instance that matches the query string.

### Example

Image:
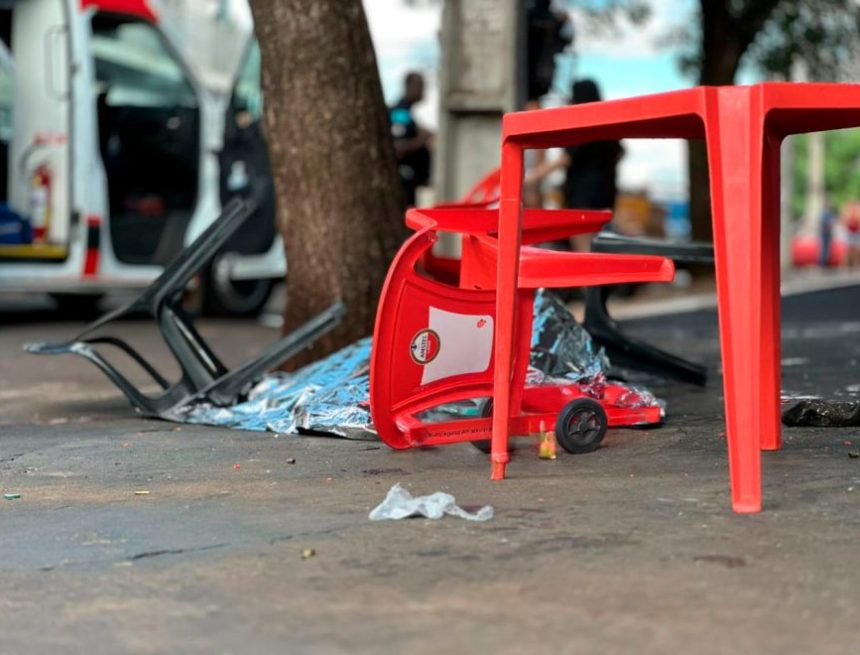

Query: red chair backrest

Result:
[370,223,516,448]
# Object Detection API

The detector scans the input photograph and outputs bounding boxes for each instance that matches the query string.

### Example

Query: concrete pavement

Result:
[2,289,860,654]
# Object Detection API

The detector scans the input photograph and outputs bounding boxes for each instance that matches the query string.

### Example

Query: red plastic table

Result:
[492,83,860,512]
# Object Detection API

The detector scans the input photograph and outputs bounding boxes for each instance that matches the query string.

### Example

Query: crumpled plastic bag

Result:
[368,483,494,522]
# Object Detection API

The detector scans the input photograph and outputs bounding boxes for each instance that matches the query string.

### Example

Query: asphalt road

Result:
[2,287,860,654]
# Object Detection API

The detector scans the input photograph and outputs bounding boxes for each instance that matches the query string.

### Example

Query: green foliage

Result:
[558,0,651,32]
[746,0,860,80]
[632,0,860,82]
[792,129,860,218]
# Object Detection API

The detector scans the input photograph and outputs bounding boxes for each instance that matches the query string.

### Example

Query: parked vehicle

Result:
[0,0,284,315]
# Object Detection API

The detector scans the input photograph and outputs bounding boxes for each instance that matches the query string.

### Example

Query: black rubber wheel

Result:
[202,257,274,317]
[470,398,495,454]
[555,398,607,454]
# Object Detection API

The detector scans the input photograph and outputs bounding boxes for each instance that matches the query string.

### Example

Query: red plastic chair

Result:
[419,167,502,286]
[459,168,501,206]
[369,206,673,453]
[494,82,860,512]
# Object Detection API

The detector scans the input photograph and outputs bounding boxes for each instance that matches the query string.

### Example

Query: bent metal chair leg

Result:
[584,233,714,386]
[26,197,344,418]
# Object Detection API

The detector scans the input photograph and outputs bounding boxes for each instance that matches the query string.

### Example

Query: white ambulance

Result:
[0,0,285,315]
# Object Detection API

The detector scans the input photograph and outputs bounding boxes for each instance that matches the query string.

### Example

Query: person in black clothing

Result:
[562,80,622,213]
[525,78,623,250]
[390,72,432,207]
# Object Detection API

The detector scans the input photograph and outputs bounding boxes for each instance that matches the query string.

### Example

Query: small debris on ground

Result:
[4,492,21,500]
[301,548,316,560]
[233,463,241,470]
[133,490,151,496]
[693,554,747,569]
[361,467,407,476]
[286,458,296,464]
[538,424,557,460]
[369,483,493,521]
[782,400,860,427]
[849,452,859,459]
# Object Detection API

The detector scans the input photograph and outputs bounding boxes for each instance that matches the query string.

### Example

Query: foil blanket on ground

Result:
[175,291,659,438]
[530,289,609,382]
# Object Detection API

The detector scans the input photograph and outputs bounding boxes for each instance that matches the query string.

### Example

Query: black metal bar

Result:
[26,198,343,418]
[585,234,713,386]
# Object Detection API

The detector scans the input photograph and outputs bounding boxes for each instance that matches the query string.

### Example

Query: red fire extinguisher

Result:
[30,163,51,243]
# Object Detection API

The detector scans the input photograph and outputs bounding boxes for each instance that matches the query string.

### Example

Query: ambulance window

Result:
[91,15,196,109]
[231,42,261,120]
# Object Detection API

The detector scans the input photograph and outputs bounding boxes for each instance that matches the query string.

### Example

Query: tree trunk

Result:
[689,11,743,244]
[688,0,782,244]
[249,0,407,367]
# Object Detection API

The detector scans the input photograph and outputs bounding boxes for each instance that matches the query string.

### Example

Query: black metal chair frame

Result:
[584,232,714,386]
[27,198,344,416]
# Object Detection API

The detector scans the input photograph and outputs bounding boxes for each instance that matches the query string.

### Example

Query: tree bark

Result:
[688,0,782,244]
[249,0,407,367]
[689,2,743,244]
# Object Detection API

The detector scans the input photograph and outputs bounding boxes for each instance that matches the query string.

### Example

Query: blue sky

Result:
[565,0,697,98]
[574,51,690,98]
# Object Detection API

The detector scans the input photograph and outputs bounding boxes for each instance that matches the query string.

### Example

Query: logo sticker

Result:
[410,328,440,365]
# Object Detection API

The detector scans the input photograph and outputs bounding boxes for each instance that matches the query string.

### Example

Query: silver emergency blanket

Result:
[173,290,618,438]
[170,337,376,439]
[530,289,610,382]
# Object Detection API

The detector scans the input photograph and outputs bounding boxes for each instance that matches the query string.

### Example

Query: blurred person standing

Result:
[390,72,432,207]
[842,201,860,268]
[819,199,837,267]
[525,79,623,249]
[561,80,623,217]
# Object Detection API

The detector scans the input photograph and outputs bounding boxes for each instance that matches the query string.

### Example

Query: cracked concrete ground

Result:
[2,287,860,654]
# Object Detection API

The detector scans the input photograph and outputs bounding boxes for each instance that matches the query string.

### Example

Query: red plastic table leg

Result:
[490,140,525,480]
[759,132,783,453]
[707,87,783,513]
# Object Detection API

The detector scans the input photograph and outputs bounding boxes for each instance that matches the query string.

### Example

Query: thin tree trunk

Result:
[688,141,712,244]
[688,0,782,245]
[687,0,782,246]
[689,17,742,245]
[249,0,407,367]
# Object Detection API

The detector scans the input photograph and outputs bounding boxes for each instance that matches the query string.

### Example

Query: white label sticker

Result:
[420,307,493,385]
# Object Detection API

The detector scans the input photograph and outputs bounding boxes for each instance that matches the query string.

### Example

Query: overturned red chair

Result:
[369,206,674,464]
